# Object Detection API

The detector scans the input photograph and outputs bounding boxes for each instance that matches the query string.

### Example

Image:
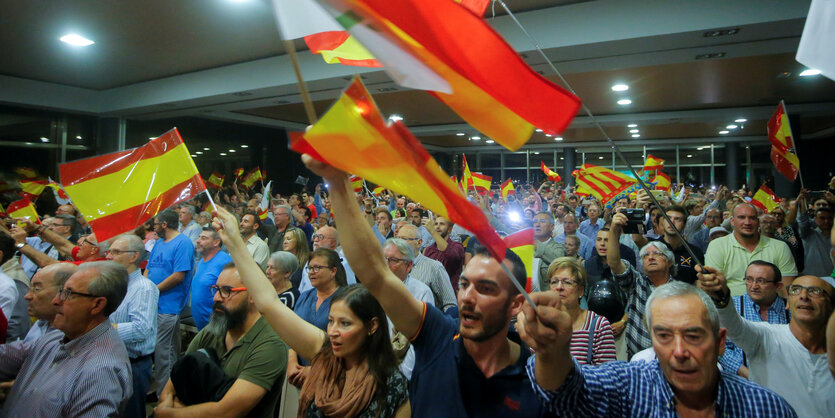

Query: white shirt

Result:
[245,234,270,271]
[0,272,18,326]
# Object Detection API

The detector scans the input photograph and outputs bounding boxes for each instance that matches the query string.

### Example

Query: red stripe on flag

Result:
[503,228,533,248]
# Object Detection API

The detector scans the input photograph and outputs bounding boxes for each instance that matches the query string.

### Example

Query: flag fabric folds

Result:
[504,228,534,293]
[59,128,206,242]
[234,168,244,178]
[289,76,506,260]
[258,208,269,221]
[643,155,665,171]
[349,176,364,193]
[304,31,381,67]
[500,179,515,200]
[652,172,671,191]
[796,0,835,81]
[541,161,561,182]
[573,164,639,208]
[461,155,473,191]
[767,101,800,181]
[207,172,225,190]
[752,185,782,213]
[241,168,262,189]
[372,185,386,196]
[470,172,492,195]
[7,199,40,222]
[0,202,5,217]
[19,178,49,200]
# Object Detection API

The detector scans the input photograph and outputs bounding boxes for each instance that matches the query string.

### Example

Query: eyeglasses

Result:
[307,264,333,273]
[107,249,139,256]
[385,257,409,265]
[58,287,99,302]
[549,278,579,288]
[78,238,98,247]
[642,251,666,259]
[745,277,778,286]
[311,234,332,241]
[397,236,420,242]
[210,285,247,298]
[788,285,831,299]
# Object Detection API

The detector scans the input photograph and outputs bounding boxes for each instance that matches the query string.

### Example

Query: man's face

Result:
[650,294,725,400]
[814,211,833,232]
[52,269,104,340]
[196,231,220,255]
[239,214,257,237]
[395,227,422,258]
[49,218,72,237]
[301,193,309,204]
[661,210,686,236]
[457,255,522,342]
[75,235,100,260]
[56,204,75,216]
[178,207,192,224]
[587,205,600,220]
[247,199,259,212]
[273,207,290,227]
[787,276,835,325]
[555,205,567,217]
[814,199,829,210]
[689,204,703,216]
[434,217,452,238]
[383,243,411,281]
[564,238,579,256]
[614,199,628,210]
[208,269,250,335]
[105,237,138,269]
[704,209,722,229]
[312,227,337,250]
[594,230,608,256]
[532,214,554,240]
[396,198,406,210]
[745,264,780,306]
[25,267,61,320]
[642,245,673,276]
[568,197,578,208]
[731,205,759,239]
[288,195,300,207]
[759,214,779,236]
[563,215,578,235]
[376,212,391,231]
[409,211,422,227]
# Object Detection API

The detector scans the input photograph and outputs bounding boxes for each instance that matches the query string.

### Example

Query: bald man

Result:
[298,226,356,293]
[22,263,78,342]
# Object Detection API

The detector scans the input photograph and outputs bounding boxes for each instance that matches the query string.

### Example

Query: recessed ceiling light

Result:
[486,140,495,144]
[719,130,729,134]
[611,84,629,92]
[697,147,705,151]
[629,129,639,133]
[560,157,564,160]
[554,137,563,141]
[388,114,404,122]
[726,124,738,129]
[631,134,641,138]
[229,149,236,152]
[545,134,553,137]
[627,123,638,128]
[191,155,197,157]
[687,154,693,158]
[240,144,248,148]
[533,151,540,155]
[598,156,604,160]
[799,69,821,77]
[535,129,543,133]
[456,132,465,136]
[40,137,49,142]
[203,147,210,150]
[617,99,632,105]
[734,118,747,123]
[471,136,481,141]
[75,135,82,140]
[149,137,157,140]
[60,33,94,47]
[196,151,203,154]
[219,152,227,156]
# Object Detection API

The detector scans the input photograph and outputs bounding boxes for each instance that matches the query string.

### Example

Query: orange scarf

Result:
[298,352,376,418]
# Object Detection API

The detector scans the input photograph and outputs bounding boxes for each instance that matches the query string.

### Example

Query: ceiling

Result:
[1,0,833,152]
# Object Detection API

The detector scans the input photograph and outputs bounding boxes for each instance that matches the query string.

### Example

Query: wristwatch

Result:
[15,242,26,250]
[713,291,730,309]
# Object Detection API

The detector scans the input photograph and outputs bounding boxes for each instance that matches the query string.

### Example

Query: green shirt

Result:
[187,316,288,418]
[705,234,798,296]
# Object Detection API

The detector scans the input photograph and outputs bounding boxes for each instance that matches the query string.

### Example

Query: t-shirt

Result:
[294,289,336,366]
[147,233,195,314]
[649,237,703,285]
[279,288,300,311]
[187,317,287,418]
[190,251,233,330]
[705,235,797,296]
[569,311,617,366]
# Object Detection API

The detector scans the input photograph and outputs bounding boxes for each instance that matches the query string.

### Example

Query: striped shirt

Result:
[0,320,133,417]
[526,357,797,417]
[570,311,617,366]
[110,268,159,358]
[410,254,457,312]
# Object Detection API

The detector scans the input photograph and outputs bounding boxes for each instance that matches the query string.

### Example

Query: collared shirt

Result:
[0,258,30,340]
[372,224,394,246]
[418,225,436,251]
[0,320,133,417]
[110,268,159,358]
[525,357,796,417]
[612,262,678,358]
[298,248,356,294]
[178,219,202,246]
[797,212,835,277]
[245,234,270,271]
[23,319,56,343]
[424,237,465,292]
[404,276,434,306]
[722,294,789,373]
[554,233,594,260]
[410,253,456,312]
[20,236,60,278]
[0,272,19,338]
[705,234,797,296]
[578,218,604,240]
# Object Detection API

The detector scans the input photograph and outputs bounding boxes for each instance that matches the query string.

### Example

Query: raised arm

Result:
[607,213,628,274]
[302,155,424,338]
[22,220,76,258]
[5,226,59,267]
[212,207,324,360]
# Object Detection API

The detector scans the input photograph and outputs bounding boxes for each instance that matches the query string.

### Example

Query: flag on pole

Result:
[652,172,671,191]
[500,179,515,200]
[261,169,267,180]
[767,101,800,181]
[241,168,262,189]
[643,155,665,171]
[796,0,835,82]
[541,161,561,182]
[504,228,534,293]
[14,167,37,179]
[59,128,206,242]
[349,176,364,193]
[461,155,474,191]
[752,185,783,213]
[234,168,244,178]
[372,185,386,196]
[46,178,72,205]
[470,172,492,195]
[19,178,49,200]
[573,164,640,208]
[258,208,269,221]
[289,76,506,260]
[304,31,381,67]
[7,198,40,222]
[207,172,225,190]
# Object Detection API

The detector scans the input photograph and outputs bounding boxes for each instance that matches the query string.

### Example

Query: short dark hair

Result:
[311,248,347,287]
[156,209,179,230]
[667,205,688,220]
[747,260,782,284]
[0,234,15,264]
[411,208,425,218]
[815,207,834,217]
[472,246,527,296]
[242,211,262,228]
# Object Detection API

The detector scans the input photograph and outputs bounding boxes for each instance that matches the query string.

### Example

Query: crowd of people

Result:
[0,162,834,417]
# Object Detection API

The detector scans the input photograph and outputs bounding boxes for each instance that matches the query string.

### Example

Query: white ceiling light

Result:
[598,156,604,160]
[799,69,821,77]
[203,147,210,150]
[471,136,481,141]
[631,134,641,138]
[611,84,629,92]
[485,140,495,144]
[617,99,632,105]
[149,137,157,140]
[687,154,693,158]
[196,151,203,154]
[40,137,49,142]
[75,135,82,140]
[726,124,738,129]
[734,118,747,123]
[545,134,553,137]
[388,114,404,122]
[60,33,94,47]
[229,149,236,152]
[219,152,227,156]
[456,132,465,136]
[191,154,197,157]
[535,129,543,133]
[533,151,540,155]
[560,157,564,160]
[697,147,705,150]
[719,130,729,134]
[629,129,639,133]
[627,123,638,128]
[240,144,248,148]
[554,137,563,141]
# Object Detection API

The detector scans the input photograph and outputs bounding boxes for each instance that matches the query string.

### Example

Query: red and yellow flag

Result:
[573,164,639,207]
[541,161,561,182]
[461,154,474,191]
[0,202,5,217]
[500,179,515,200]
[349,176,364,193]
[258,208,269,221]
[19,178,49,200]
[470,172,492,195]
[207,172,225,190]
[241,168,262,189]
[289,76,506,259]
[643,154,665,171]
[652,172,671,191]
[14,167,37,179]
[305,31,381,67]
[59,128,206,242]
[372,185,386,196]
[752,185,782,213]
[7,198,40,222]
[767,101,800,181]
[504,228,534,293]
[234,168,244,178]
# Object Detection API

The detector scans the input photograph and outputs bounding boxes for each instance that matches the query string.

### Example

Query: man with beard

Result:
[240,212,269,271]
[190,228,233,330]
[424,215,466,292]
[156,264,287,418]
[303,155,550,417]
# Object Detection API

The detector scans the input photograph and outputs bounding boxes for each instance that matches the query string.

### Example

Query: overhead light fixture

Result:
[687,154,693,158]
[631,134,641,138]
[559,157,564,160]
[456,132,465,136]
[598,156,604,160]
[191,155,197,157]
[629,129,639,133]
[726,124,738,129]
[203,147,210,150]
[799,69,821,77]
[388,114,404,122]
[196,151,203,154]
[75,135,82,140]
[219,152,227,156]
[734,118,747,123]
[554,137,563,141]
[471,136,481,141]
[611,84,629,92]
[617,99,632,105]
[545,134,553,137]
[148,137,157,140]
[535,129,543,133]
[60,33,94,47]
[229,149,236,152]
[627,123,638,128]
[486,140,495,144]
[240,144,248,148]
[719,130,729,135]
[40,137,49,143]
[533,151,540,155]
[697,147,705,151]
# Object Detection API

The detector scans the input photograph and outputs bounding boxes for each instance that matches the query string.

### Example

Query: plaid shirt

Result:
[526,356,797,417]
[721,294,790,373]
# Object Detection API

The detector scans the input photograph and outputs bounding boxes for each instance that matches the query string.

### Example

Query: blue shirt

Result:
[178,220,202,246]
[409,303,548,417]
[294,289,335,332]
[20,236,60,279]
[526,357,796,417]
[578,218,604,240]
[190,251,233,330]
[722,294,790,374]
[110,269,159,357]
[147,233,194,314]
[554,233,595,260]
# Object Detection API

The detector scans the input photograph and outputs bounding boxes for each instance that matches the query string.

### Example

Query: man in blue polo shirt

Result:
[303,156,550,417]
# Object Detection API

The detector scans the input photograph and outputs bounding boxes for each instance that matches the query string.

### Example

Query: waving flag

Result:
[752,185,782,213]
[541,161,561,182]
[500,179,515,200]
[304,31,381,67]
[0,202,5,217]
[470,172,492,195]
[504,228,534,292]
[207,172,225,190]
[59,128,205,242]
[289,76,506,259]
[349,176,364,193]
[14,167,37,179]
[241,168,262,189]
[19,178,49,200]
[767,101,800,181]
[652,172,671,191]
[372,185,386,196]
[7,198,40,222]
[461,154,474,191]
[573,164,639,208]
[234,168,244,178]
[643,155,665,171]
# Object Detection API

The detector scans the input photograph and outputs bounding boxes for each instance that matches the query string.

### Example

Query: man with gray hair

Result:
[105,234,159,418]
[384,238,433,306]
[533,211,566,290]
[0,261,133,416]
[298,225,356,293]
[21,263,77,342]
[395,224,456,312]
[178,204,202,246]
[518,281,795,416]
[267,205,293,253]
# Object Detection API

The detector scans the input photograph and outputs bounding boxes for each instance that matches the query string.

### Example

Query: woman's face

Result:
[565,239,579,256]
[308,256,336,289]
[265,259,286,287]
[549,268,583,306]
[327,300,375,364]
[283,234,296,252]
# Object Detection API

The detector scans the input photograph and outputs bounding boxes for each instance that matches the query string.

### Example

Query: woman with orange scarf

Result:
[212,206,410,417]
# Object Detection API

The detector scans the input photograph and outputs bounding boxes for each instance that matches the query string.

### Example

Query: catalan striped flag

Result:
[289,76,506,260]
[541,161,561,182]
[752,185,782,213]
[504,228,534,293]
[7,198,40,222]
[241,168,262,189]
[207,172,225,190]
[59,128,206,242]
[767,101,800,181]
[350,176,364,193]
[500,179,515,200]
[470,172,492,195]
[643,155,665,171]
[652,172,671,191]
[573,164,639,208]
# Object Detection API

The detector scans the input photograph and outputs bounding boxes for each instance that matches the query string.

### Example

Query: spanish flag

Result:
[504,228,534,293]
[350,176,364,193]
[290,76,506,259]
[470,172,492,196]
[258,208,269,221]
[207,172,225,190]
[304,31,381,67]
[573,164,639,208]
[752,185,782,213]
[643,155,665,171]
[652,172,671,191]
[461,154,473,191]
[541,161,561,182]
[500,179,515,200]
[372,185,386,196]
[59,128,206,242]
[234,168,244,178]
[241,168,262,189]
[19,178,49,199]
[767,101,800,181]
[14,167,37,179]
[7,198,40,222]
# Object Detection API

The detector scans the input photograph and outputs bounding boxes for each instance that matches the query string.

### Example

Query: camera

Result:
[621,208,646,234]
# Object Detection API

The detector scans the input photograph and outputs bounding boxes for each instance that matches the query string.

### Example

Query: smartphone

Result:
[650,190,666,200]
